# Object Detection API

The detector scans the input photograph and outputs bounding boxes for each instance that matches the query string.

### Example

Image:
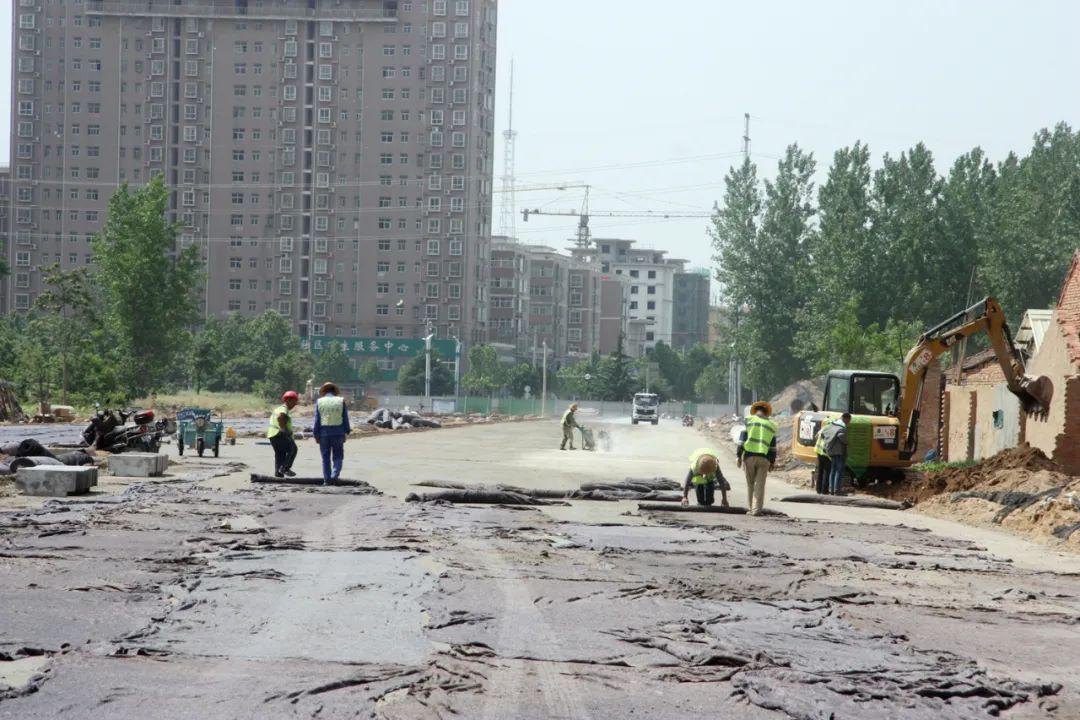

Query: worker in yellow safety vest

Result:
[736,400,778,515]
[814,420,834,495]
[681,448,730,507]
[268,390,299,478]
[313,382,351,484]
[560,403,580,450]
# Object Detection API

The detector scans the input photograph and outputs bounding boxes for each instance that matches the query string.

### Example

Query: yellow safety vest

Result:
[816,420,843,457]
[688,448,720,485]
[743,416,777,456]
[317,395,345,426]
[267,405,293,439]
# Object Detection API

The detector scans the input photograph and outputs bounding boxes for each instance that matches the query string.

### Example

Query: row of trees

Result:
[712,123,1080,396]
[0,178,380,406]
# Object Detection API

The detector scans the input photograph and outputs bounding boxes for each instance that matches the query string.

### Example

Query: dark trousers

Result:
[270,434,297,474]
[815,455,832,494]
[693,482,715,506]
[319,435,345,481]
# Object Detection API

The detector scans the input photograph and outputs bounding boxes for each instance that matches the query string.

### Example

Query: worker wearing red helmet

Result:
[268,390,300,478]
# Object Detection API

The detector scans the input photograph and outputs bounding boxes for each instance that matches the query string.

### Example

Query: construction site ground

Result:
[1,417,1078,718]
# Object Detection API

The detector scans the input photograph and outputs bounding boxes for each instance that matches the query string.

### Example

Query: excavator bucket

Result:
[1015,375,1053,415]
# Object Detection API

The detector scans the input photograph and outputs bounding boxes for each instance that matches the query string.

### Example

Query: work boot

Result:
[274,468,285,479]
[283,469,296,478]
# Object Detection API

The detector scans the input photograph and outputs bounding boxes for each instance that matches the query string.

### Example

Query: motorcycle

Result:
[682,415,695,427]
[82,406,174,454]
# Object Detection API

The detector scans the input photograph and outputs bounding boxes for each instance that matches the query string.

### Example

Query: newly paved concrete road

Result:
[1,416,1077,718]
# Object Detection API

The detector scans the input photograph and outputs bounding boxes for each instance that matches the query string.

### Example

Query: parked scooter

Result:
[82,406,174,454]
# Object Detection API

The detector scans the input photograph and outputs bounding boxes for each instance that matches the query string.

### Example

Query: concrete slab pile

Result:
[15,466,98,497]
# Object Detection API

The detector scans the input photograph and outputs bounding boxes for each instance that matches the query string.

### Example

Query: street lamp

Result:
[424,321,434,408]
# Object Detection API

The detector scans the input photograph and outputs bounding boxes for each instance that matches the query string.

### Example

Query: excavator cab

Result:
[822,372,901,418]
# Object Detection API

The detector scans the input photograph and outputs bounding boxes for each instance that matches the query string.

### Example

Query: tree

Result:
[359,359,384,388]
[190,322,223,395]
[92,176,202,394]
[461,344,504,398]
[313,340,355,385]
[33,263,97,404]
[595,335,636,401]
[255,351,313,401]
[397,351,454,396]
[505,362,540,398]
[557,353,602,398]
[12,319,60,406]
[694,361,729,403]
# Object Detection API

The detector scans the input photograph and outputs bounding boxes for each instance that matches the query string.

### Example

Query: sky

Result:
[3,1,1079,284]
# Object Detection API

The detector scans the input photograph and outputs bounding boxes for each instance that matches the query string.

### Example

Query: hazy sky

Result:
[4,2,1079,281]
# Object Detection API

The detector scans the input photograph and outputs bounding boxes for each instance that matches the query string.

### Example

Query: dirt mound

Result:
[883,445,1080,551]
[770,377,824,416]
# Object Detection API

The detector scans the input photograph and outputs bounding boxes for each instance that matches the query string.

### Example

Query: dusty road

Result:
[1,416,1078,718]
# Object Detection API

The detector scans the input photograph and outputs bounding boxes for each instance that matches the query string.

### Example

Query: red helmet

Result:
[282,390,299,402]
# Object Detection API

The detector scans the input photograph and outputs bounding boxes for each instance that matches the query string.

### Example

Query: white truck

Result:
[631,392,659,425]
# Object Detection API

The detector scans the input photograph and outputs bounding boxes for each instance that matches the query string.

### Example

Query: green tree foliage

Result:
[34,263,97,404]
[694,361,729,403]
[397,351,455,396]
[313,340,356,385]
[359,360,384,388]
[461,344,504,397]
[257,351,313,401]
[594,335,636,401]
[557,352,602,398]
[92,176,202,394]
[505,362,540,398]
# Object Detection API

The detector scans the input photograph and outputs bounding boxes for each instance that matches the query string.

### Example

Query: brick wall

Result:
[1056,251,1080,366]
[915,359,943,459]
[1051,376,1080,474]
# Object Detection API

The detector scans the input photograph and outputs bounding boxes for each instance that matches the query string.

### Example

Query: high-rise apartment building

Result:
[6,0,497,361]
[672,269,709,349]
[0,164,9,314]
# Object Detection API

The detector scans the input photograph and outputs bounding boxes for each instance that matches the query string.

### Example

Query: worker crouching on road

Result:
[268,390,299,478]
[313,382,351,484]
[737,401,778,516]
[560,403,580,450]
[681,448,730,507]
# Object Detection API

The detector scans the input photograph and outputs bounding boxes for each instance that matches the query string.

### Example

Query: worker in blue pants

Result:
[313,382,351,484]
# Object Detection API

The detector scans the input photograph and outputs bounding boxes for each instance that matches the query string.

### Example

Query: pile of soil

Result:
[769,377,825,416]
[884,445,1080,550]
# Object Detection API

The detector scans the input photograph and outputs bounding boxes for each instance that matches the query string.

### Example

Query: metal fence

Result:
[371,395,735,419]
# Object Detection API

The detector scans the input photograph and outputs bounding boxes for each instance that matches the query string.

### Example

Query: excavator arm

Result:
[898,297,1053,455]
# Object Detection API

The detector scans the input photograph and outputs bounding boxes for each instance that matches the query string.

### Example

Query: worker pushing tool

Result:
[313,382,350,484]
[681,448,730,507]
[560,403,580,450]
[737,400,778,516]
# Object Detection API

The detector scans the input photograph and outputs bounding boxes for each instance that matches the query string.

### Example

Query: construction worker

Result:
[560,403,580,450]
[736,400,777,516]
[268,390,299,479]
[814,420,833,495]
[822,412,851,495]
[313,382,351,484]
[681,448,730,507]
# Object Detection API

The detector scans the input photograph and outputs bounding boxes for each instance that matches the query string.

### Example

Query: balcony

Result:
[86,0,397,22]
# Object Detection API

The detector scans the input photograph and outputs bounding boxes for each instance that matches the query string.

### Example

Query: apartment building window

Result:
[647,286,657,294]
[229,257,242,270]
[454,44,468,59]
[319,65,333,81]
[278,302,291,317]
[427,239,441,255]
[455,1,470,15]
[449,240,463,256]
[426,284,440,299]
[647,301,656,310]
[425,305,439,320]
[284,63,298,79]
[431,44,446,60]
[376,305,389,316]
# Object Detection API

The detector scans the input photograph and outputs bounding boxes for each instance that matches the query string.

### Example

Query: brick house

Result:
[942,349,1016,463]
[1025,251,1080,473]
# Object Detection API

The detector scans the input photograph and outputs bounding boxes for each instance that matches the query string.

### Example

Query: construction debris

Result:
[638,503,748,515]
[873,445,1080,549]
[779,494,911,510]
[365,408,442,430]
[405,489,570,506]
[249,474,376,489]
[411,480,682,502]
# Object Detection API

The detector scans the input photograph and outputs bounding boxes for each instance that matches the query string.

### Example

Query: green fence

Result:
[457,397,544,416]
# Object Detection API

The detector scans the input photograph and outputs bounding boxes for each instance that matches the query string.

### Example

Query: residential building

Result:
[672,270,709,349]
[572,238,685,355]
[0,165,9,314]
[6,0,497,373]
[490,236,635,368]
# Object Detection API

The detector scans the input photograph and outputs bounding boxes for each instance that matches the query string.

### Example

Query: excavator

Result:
[791,297,1054,479]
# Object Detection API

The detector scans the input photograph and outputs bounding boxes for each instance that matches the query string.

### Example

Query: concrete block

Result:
[15,466,98,497]
[109,453,168,478]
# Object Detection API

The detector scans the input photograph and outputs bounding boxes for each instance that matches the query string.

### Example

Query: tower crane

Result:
[520,187,713,248]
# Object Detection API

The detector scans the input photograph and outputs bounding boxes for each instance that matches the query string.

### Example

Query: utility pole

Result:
[742,112,751,163]
[499,60,518,238]
[424,325,434,407]
[541,340,548,418]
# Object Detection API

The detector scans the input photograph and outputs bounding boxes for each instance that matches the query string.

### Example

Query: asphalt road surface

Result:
[1,416,1077,718]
